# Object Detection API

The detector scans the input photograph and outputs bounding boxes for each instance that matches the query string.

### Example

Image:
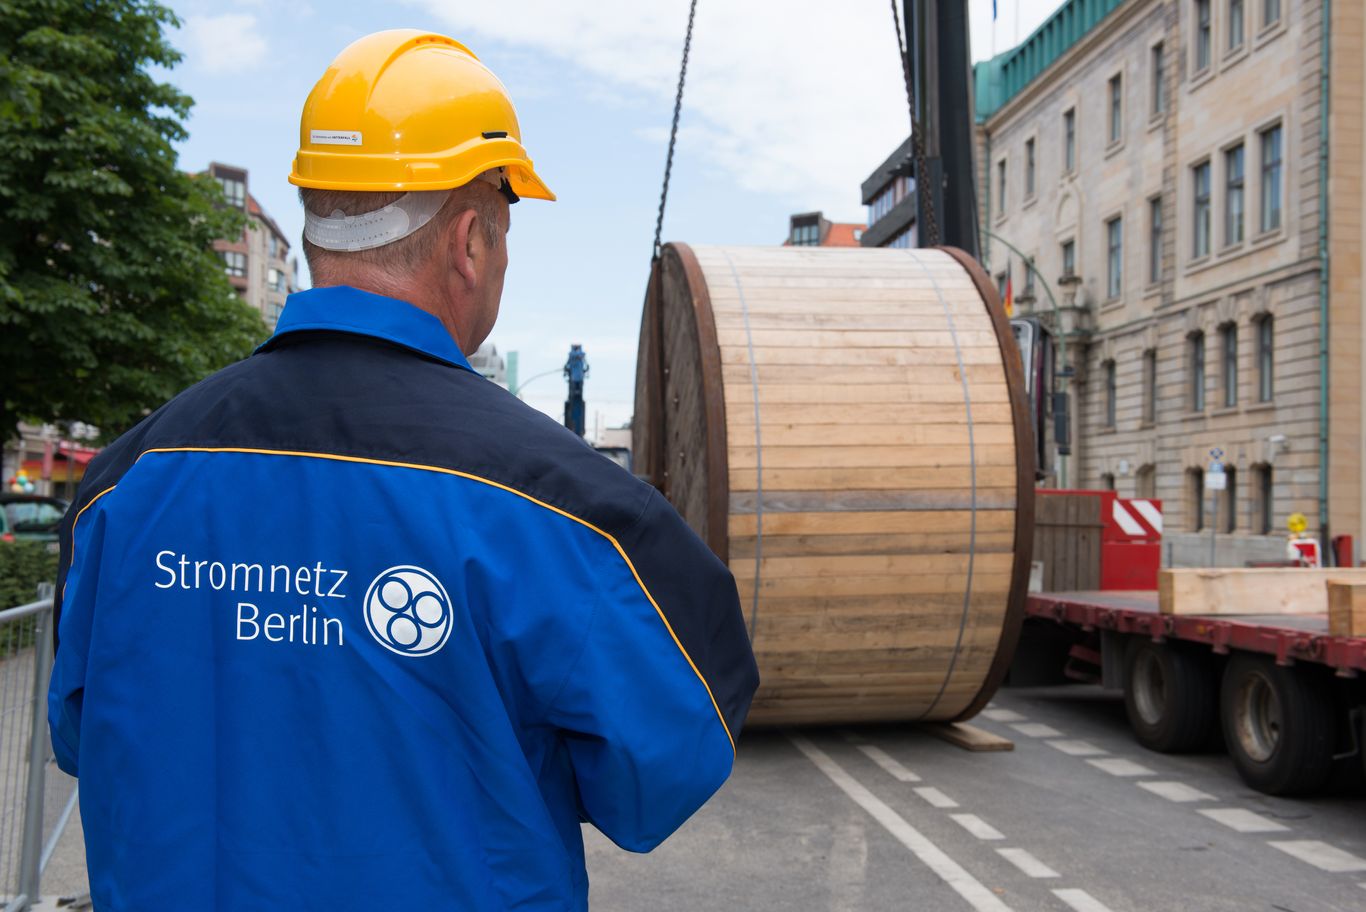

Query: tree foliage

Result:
[0,0,266,440]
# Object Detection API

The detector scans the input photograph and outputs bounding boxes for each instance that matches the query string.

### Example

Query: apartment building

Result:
[208,163,299,329]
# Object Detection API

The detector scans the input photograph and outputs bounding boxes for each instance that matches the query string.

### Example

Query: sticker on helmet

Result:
[311,130,363,146]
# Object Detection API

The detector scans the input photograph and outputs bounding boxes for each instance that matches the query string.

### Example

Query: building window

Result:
[1219,465,1238,532]
[1025,138,1036,199]
[1253,463,1273,533]
[1103,360,1117,428]
[1106,216,1123,299]
[1151,42,1166,115]
[1229,0,1245,50]
[1023,258,1036,296]
[1195,0,1212,72]
[1101,473,1117,491]
[1188,468,1206,531]
[887,226,915,248]
[1225,144,1245,246]
[217,176,245,207]
[1220,322,1238,407]
[1061,239,1076,278]
[267,267,287,293]
[1149,196,1163,283]
[1143,348,1158,424]
[997,158,1007,218]
[1193,161,1211,258]
[867,174,910,225]
[1136,464,1157,499]
[1256,314,1274,401]
[222,251,246,278]
[1189,330,1206,412]
[791,222,820,245]
[997,272,1008,303]
[1260,124,1283,233]
[1063,108,1076,174]
[1108,74,1123,144]
[1263,0,1280,28]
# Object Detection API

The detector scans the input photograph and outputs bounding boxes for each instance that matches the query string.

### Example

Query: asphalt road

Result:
[585,685,1366,912]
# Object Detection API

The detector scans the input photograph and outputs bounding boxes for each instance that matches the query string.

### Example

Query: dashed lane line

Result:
[788,734,1014,912]
[1045,740,1108,757]
[951,814,1005,841]
[1086,757,1156,777]
[981,708,1027,722]
[996,848,1060,879]
[1052,888,1118,912]
[856,744,922,782]
[1137,781,1214,803]
[914,786,960,809]
[1009,722,1063,738]
[1197,808,1289,834]
[1268,841,1366,873]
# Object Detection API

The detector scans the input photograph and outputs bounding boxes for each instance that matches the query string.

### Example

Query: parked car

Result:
[0,494,69,544]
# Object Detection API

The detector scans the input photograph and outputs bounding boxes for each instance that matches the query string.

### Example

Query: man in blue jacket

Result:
[49,29,758,911]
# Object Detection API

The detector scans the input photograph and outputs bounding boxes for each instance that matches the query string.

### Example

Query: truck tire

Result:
[1221,654,1335,795]
[1124,639,1218,753]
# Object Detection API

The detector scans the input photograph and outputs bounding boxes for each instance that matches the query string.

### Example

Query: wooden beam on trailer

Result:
[1159,568,1366,616]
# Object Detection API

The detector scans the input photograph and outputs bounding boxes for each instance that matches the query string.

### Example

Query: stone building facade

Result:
[974,0,1363,566]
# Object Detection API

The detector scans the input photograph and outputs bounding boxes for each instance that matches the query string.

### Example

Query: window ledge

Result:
[1143,282,1163,298]
[1022,194,1038,211]
[1250,227,1284,247]
[1219,239,1247,256]
[1189,66,1215,93]
[1221,45,1248,72]
[1105,139,1125,160]
[1253,20,1286,50]
[1147,112,1166,133]
[1210,406,1240,417]
[1181,410,1208,421]
[1244,400,1277,412]
[1138,420,1156,430]
[1097,426,1118,436]
[1100,297,1125,313]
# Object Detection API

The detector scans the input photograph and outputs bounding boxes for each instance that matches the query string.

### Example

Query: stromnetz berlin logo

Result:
[363,566,453,657]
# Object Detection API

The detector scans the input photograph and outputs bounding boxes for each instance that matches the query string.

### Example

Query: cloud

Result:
[180,14,268,74]
[405,0,914,218]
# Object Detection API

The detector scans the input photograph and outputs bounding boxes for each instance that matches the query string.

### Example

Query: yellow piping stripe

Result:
[61,484,120,603]
[137,446,738,754]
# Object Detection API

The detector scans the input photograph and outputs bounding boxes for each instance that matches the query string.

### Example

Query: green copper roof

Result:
[974,0,1131,122]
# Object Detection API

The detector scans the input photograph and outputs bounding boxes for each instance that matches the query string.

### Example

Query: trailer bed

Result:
[1026,591,1366,676]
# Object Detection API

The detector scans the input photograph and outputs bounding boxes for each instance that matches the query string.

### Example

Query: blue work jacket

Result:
[48,286,758,911]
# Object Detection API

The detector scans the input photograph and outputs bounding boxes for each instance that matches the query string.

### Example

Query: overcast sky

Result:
[169,0,1065,432]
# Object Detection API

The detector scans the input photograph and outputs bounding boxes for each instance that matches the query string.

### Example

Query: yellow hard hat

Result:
[289,29,554,200]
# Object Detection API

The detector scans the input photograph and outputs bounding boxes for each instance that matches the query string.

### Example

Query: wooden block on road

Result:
[1327,580,1366,636]
[918,721,1014,752]
[1159,567,1366,616]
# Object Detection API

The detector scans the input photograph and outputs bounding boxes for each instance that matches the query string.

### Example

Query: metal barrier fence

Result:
[0,584,76,912]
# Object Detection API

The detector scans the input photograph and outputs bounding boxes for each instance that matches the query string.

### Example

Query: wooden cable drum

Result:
[633,243,1035,726]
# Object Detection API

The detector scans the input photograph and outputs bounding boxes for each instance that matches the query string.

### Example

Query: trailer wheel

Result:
[1221,655,1334,795]
[1124,639,1218,753]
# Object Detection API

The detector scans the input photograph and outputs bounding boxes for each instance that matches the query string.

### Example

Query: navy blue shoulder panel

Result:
[58,330,757,736]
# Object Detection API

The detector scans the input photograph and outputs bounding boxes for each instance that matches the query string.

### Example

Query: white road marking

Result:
[1053,888,1118,912]
[1010,722,1062,738]
[1046,739,1107,757]
[856,744,922,782]
[1268,840,1366,873]
[982,708,1027,722]
[996,847,1060,879]
[1197,808,1289,833]
[788,734,1013,912]
[951,814,1005,841]
[1137,781,1214,803]
[914,786,959,808]
[1086,757,1156,777]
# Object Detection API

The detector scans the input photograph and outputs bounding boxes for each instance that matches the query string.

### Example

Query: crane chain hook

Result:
[653,0,699,262]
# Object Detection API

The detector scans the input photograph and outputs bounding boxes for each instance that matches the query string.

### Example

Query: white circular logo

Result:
[363,566,453,657]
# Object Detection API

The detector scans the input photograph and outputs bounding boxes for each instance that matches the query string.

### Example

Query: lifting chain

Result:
[890,0,940,248]
[652,0,699,262]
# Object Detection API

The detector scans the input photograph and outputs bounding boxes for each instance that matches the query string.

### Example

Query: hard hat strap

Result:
[304,190,451,252]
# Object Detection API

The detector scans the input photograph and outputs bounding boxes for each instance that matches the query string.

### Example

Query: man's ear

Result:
[448,208,480,289]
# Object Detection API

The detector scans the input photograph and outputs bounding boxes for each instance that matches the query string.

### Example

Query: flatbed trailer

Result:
[1017,591,1366,795]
